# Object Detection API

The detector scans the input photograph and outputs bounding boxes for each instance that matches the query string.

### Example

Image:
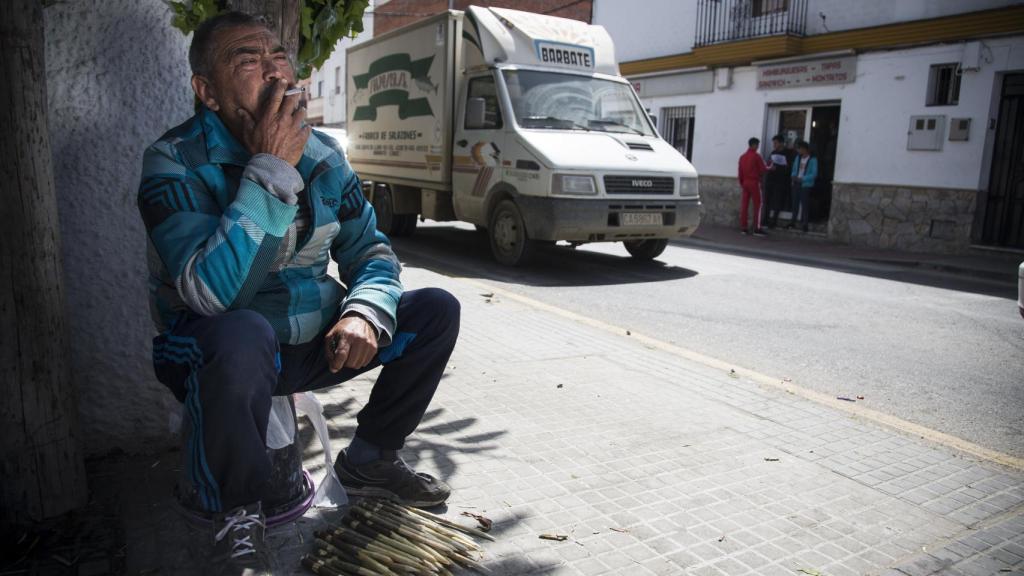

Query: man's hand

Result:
[237,79,311,166]
[325,315,378,373]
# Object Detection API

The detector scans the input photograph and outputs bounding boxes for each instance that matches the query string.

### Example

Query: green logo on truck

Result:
[352,53,436,121]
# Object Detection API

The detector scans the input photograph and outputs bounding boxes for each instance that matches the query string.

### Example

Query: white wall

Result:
[806,0,1018,36]
[45,0,193,455]
[311,5,375,126]
[593,0,694,62]
[593,0,1019,63]
[638,36,1024,190]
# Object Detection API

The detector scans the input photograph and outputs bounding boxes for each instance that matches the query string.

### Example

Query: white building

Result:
[594,0,1024,253]
[307,2,376,126]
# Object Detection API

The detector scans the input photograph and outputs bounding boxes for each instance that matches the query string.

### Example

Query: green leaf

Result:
[300,4,315,41]
[293,0,369,76]
[166,0,223,35]
[166,0,367,79]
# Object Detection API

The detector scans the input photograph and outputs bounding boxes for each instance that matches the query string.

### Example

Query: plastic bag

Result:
[294,391,348,508]
[265,396,296,449]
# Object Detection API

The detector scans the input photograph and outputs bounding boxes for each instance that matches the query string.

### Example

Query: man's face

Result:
[772,140,783,151]
[193,24,296,135]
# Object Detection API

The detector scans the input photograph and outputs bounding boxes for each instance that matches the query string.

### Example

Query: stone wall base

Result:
[696,175,978,254]
[829,182,976,254]
[698,175,743,228]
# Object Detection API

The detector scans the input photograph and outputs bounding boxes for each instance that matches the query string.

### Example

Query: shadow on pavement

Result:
[297,399,507,483]
[90,376,517,573]
[392,224,699,288]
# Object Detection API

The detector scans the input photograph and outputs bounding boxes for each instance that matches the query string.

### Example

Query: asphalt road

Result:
[392,222,1024,459]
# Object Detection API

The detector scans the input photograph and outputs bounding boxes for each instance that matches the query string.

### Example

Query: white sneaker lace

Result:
[215,508,265,559]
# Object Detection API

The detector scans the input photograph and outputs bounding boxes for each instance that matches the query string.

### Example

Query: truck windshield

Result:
[503,70,654,136]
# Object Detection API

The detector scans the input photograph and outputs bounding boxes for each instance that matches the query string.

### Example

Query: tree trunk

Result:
[229,0,301,60]
[0,0,87,524]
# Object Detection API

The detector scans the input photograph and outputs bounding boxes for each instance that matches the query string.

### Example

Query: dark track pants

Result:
[764,180,789,227]
[152,288,460,512]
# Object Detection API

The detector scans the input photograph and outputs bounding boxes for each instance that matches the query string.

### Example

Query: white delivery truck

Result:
[346,6,700,265]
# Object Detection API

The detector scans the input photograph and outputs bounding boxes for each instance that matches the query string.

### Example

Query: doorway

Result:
[982,73,1024,249]
[768,103,841,224]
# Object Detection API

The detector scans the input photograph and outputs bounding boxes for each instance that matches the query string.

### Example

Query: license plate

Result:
[620,212,663,226]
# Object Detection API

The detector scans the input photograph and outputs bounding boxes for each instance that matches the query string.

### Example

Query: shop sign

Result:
[757,56,856,90]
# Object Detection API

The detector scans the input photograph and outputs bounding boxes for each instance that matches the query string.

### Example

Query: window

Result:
[465,75,502,129]
[927,63,961,106]
[316,80,323,98]
[335,66,342,94]
[752,0,788,17]
[503,70,654,135]
[660,106,695,159]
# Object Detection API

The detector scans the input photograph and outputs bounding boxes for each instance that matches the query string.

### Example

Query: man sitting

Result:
[137,11,459,573]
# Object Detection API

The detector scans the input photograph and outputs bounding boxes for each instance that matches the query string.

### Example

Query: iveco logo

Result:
[631,179,654,188]
[625,154,638,161]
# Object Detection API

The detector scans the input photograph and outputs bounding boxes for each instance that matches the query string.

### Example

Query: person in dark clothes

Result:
[788,140,818,232]
[763,135,794,229]
[738,137,769,236]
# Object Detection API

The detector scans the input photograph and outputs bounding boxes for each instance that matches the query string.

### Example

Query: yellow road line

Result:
[455,276,1024,471]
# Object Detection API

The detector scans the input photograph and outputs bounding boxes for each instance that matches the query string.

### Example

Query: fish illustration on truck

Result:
[347,5,701,265]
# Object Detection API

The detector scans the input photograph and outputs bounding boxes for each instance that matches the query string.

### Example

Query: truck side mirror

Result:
[466,97,487,129]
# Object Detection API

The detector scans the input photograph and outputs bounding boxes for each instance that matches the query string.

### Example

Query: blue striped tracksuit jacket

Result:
[139,106,401,344]
[138,107,459,513]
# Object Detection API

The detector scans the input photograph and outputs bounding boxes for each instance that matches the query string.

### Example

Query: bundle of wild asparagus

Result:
[302,498,494,576]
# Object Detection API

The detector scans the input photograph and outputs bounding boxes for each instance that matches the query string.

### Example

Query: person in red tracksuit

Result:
[738,137,769,236]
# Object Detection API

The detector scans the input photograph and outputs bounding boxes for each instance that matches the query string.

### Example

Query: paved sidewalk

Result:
[676,225,1022,291]
[104,263,1024,575]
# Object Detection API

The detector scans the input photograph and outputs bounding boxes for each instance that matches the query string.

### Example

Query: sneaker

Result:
[334,449,451,508]
[210,502,273,575]
[740,229,750,235]
[752,229,767,237]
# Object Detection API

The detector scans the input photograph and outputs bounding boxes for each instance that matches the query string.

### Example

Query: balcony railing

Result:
[695,0,807,48]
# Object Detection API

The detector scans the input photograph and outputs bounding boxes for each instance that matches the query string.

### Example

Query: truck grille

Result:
[604,175,675,195]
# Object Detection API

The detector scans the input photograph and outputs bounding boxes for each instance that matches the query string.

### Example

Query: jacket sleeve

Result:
[737,155,745,181]
[791,160,799,179]
[329,163,403,346]
[806,158,818,184]
[137,141,298,316]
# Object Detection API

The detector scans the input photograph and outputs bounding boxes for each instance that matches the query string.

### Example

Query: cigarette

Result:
[284,87,305,96]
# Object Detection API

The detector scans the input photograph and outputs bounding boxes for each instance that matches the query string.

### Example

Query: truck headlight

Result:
[679,177,699,199]
[554,174,597,196]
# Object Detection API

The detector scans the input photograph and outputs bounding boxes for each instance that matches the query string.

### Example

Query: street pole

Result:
[0,0,88,524]
[228,0,302,61]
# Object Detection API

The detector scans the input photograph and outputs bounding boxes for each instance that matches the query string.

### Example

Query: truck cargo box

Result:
[346,12,460,189]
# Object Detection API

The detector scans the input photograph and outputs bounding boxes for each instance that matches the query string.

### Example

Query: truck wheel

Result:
[489,199,536,266]
[372,185,417,237]
[392,214,418,237]
[372,185,396,235]
[624,239,669,260]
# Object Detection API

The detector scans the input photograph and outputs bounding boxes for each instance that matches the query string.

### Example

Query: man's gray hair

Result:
[188,11,267,77]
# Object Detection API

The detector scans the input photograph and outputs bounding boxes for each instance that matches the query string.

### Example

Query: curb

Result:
[674,236,1018,287]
